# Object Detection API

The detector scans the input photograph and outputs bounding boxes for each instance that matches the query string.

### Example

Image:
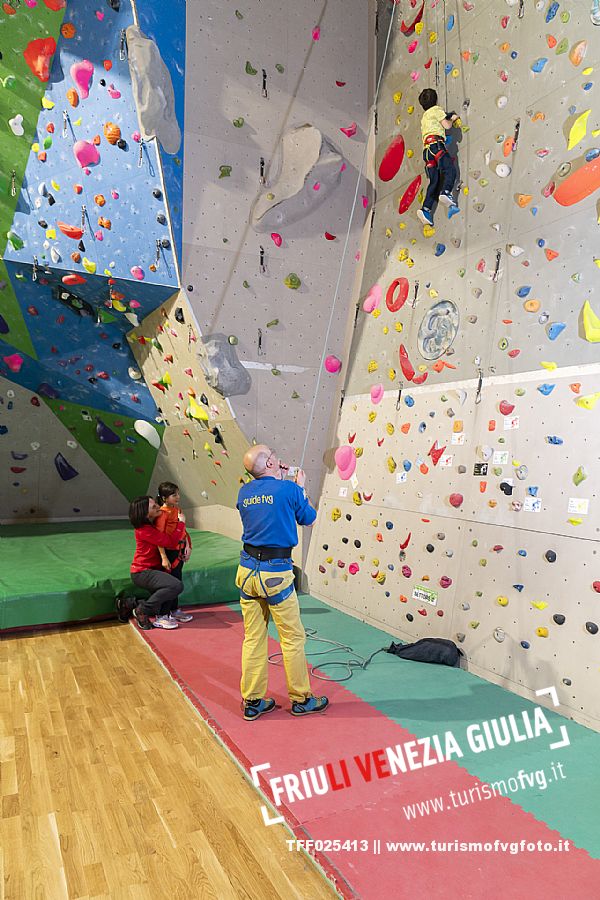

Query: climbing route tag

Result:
[412,585,438,606]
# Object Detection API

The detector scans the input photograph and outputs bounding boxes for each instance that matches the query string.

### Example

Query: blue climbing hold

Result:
[447,13,455,29]
[546,435,563,445]
[518,549,527,557]
[418,422,427,433]
[568,105,577,115]
[531,207,538,215]
[510,51,518,59]
[520,641,530,650]
[387,564,394,571]
[527,486,539,496]
[403,460,412,472]
[537,383,555,395]
[583,83,593,91]
[0,424,7,436]
[386,521,394,529]
[537,238,546,248]
[547,321,566,340]
[585,148,600,161]
[385,591,390,598]
[434,243,446,257]
[517,286,531,297]
[531,58,548,73]
[546,2,559,23]
[404,395,415,407]
[513,584,524,592]
[445,63,453,75]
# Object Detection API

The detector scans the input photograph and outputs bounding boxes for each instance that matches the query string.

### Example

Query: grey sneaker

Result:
[153,615,179,630]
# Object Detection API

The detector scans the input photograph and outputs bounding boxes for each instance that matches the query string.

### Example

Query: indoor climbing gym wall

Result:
[306,0,600,729]
[181,0,371,495]
[0,0,191,520]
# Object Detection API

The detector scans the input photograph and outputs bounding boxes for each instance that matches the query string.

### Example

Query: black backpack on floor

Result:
[385,637,462,667]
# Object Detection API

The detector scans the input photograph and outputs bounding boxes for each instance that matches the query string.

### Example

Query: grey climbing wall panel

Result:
[181,0,371,491]
[306,0,600,728]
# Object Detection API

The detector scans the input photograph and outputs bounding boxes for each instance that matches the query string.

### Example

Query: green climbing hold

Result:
[1,75,16,89]
[560,10,570,22]
[98,310,117,323]
[235,9,243,18]
[472,540,478,547]
[266,318,279,328]
[475,591,483,597]
[266,192,275,200]
[228,335,238,345]
[243,280,250,289]
[284,273,301,289]
[6,230,24,250]
[275,63,285,73]
[219,165,232,178]
[555,37,569,54]
[291,391,300,399]
[245,61,257,75]
[233,117,245,128]
[515,387,526,396]
[573,465,588,486]
[43,136,52,149]
[458,268,466,277]
[493,467,502,476]
[271,368,281,376]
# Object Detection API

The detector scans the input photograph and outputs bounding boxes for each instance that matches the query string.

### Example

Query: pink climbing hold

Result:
[340,122,357,138]
[73,140,100,168]
[132,132,141,143]
[271,233,282,246]
[130,266,145,281]
[449,493,463,508]
[3,353,24,373]
[325,354,342,373]
[129,300,141,309]
[408,40,418,53]
[439,576,452,588]
[370,384,384,404]
[334,445,356,480]
[363,283,382,313]
[70,59,94,100]
[312,25,321,40]
[111,189,119,199]
[108,84,121,99]
[349,563,360,575]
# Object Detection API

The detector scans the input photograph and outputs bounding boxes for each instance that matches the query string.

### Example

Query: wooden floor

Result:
[0,621,337,900]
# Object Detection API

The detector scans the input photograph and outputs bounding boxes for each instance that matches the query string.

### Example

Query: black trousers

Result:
[131,569,183,616]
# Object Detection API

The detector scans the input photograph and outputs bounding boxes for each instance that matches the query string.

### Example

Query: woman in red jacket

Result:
[128,495,187,630]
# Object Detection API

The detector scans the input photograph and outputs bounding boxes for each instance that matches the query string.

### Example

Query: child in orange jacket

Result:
[155,481,193,623]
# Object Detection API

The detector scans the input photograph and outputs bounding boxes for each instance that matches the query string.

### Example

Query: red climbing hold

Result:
[429,442,446,466]
[324,232,337,240]
[23,37,57,83]
[400,0,424,35]
[412,372,428,385]
[399,532,411,550]
[449,493,463,508]
[386,277,409,312]
[593,581,600,593]
[43,0,66,9]
[399,344,415,381]
[62,274,86,285]
[378,135,405,182]
[398,175,422,214]
[499,399,515,415]
[57,221,84,240]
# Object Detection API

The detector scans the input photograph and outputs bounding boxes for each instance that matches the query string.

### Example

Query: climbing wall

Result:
[0,0,188,520]
[181,0,371,497]
[305,0,600,728]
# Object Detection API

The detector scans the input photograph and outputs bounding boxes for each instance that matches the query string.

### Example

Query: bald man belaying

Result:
[235,443,329,720]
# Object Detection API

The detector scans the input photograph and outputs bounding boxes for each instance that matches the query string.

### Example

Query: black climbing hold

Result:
[174,307,185,324]
[117,139,127,150]
[200,393,209,405]
[78,240,85,251]
[426,543,435,553]
[562,678,572,686]
[99,79,106,87]
[156,213,167,225]
[545,550,556,563]
[112,342,121,350]
[553,614,565,625]
[342,537,348,544]
[345,514,352,521]
[88,377,97,384]
[160,238,170,250]
[354,539,361,548]
[500,481,514,495]
[586,622,598,635]
[47,194,55,206]
[406,613,414,622]
[106,0,121,10]
[187,284,193,292]
[152,188,162,200]
[211,427,223,444]
[38,219,48,228]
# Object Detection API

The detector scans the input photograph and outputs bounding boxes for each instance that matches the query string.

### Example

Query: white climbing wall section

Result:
[306,0,600,729]
[181,0,371,495]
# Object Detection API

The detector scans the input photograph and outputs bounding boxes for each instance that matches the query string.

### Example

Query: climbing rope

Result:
[268,627,387,683]
[442,0,450,110]
[298,3,398,471]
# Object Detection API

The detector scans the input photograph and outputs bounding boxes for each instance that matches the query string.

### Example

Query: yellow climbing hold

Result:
[568,517,583,526]
[368,411,377,422]
[326,556,333,564]
[111,298,127,312]
[73,118,82,126]
[567,109,590,150]
[376,572,386,585]
[41,96,55,109]
[415,21,424,34]
[371,520,378,528]
[582,300,600,342]
[397,248,409,261]
[355,447,363,458]
[407,149,414,159]
[45,227,56,240]
[536,627,549,638]
[372,308,381,318]
[429,288,439,298]
[331,508,341,521]
[187,395,208,421]
[497,596,509,606]
[368,360,378,373]
[31,142,39,153]
[386,423,395,435]
[407,105,414,115]
[423,224,436,238]
[387,456,397,473]
[352,492,362,506]
[393,91,402,104]
[531,601,548,610]
[103,268,112,276]
[203,442,212,453]
[395,115,403,126]
[540,361,557,371]
[451,68,459,78]
[382,325,389,335]
[395,322,403,332]
[575,392,600,410]
[582,66,593,75]
[417,364,427,373]
[406,258,415,268]
[429,31,438,43]
[398,222,406,230]
[50,180,60,191]
[388,368,396,380]
[82,258,96,274]
[385,227,393,238]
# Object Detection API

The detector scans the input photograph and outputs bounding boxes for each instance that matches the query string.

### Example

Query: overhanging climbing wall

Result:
[181,0,371,496]
[306,0,600,729]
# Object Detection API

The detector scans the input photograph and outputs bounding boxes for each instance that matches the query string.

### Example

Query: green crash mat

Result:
[0,521,241,629]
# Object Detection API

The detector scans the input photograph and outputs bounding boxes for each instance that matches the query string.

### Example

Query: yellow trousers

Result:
[235,562,311,703]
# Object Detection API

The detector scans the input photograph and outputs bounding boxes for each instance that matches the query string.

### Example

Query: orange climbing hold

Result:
[103,60,112,71]
[524,298,541,312]
[553,157,600,207]
[570,383,581,393]
[66,88,79,107]
[516,194,532,207]
[545,248,559,261]
[546,34,557,48]
[57,221,84,239]
[23,36,57,82]
[94,194,106,206]
[61,22,76,39]
[62,273,86,285]
[503,137,514,157]
[103,122,121,145]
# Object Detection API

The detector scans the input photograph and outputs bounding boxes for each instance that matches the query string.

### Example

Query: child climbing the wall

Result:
[155,481,194,625]
[417,88,460,226]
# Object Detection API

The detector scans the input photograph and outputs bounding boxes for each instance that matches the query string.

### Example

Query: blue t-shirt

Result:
[237,476,317,548]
